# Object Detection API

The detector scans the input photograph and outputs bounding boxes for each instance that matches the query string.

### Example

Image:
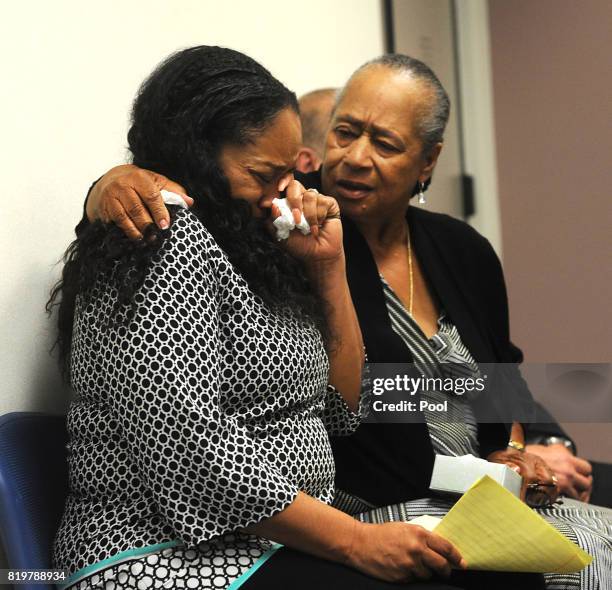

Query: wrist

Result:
[543,436,576,456]
[305,253,346,286]
[507,439,526,453]
[341,519,366,567]
[528,435,576,456]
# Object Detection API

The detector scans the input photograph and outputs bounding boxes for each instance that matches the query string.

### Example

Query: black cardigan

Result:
[297,170,537,506]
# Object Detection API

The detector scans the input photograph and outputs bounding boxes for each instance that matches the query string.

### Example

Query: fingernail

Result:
[159,219,169,230]
[278,175,292,192]
[311,225,319,238]
[184,195,194,206]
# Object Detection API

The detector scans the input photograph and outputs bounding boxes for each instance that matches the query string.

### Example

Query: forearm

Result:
[243,490,357,564]
[307,255,364,412]
[486,422,526,463]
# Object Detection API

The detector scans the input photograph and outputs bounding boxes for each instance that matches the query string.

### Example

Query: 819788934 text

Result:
[0,569,68,584]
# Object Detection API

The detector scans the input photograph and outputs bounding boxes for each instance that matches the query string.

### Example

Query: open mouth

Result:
[336,178,374,200]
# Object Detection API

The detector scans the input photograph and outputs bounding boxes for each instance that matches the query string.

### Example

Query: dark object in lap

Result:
[242,546,461,589]
[450,569,546,590]
[590,461,612,508]
[242,546,545,589]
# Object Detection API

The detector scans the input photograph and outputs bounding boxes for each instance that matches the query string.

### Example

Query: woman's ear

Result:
[419,142,443,182]
[295,147,322,174]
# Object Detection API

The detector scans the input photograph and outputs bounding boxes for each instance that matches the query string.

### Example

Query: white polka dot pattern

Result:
[66,536,271,589]
[53,209,356,580]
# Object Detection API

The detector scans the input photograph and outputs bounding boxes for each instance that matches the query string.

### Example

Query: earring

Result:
[418,182,426,205]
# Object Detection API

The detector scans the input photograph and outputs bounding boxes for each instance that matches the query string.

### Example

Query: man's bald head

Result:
[297,88,338,172]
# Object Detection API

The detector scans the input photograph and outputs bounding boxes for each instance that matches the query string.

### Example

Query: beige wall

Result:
[488,0,612,459]
[0,0,384,418]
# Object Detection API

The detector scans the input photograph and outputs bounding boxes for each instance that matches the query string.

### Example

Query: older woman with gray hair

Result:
[79,53,612,589]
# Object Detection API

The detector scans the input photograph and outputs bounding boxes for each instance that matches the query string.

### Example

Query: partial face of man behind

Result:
[296,88,337,173]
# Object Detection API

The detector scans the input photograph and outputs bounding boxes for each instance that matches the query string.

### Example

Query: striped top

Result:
[380,275,480,458]
[332,276,485,516]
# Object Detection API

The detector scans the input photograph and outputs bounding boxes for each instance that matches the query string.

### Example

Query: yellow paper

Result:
[429,476,592,573]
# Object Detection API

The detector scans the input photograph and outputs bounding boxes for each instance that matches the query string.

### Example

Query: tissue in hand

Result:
[272,198,311,240]
[160,189,189,209]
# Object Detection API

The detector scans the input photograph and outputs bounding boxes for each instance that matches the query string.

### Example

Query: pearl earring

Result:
[418,182,426,205]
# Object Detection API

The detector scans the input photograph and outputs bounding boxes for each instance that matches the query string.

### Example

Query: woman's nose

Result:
[261,175,288,206]
[343,135,372,169]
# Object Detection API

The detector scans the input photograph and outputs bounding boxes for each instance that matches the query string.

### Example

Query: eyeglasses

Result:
[526,482,562,509]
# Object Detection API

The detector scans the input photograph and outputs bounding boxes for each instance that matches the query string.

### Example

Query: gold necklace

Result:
[407,234,414,316]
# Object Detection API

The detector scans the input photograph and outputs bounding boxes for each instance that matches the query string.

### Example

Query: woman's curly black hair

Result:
[47,46,328,379]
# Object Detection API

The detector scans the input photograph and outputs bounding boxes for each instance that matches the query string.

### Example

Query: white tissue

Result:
[272,198,311,240]
[160,189,189,209]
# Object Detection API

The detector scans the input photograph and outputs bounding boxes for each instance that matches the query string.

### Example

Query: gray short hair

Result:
[349,54,450,156]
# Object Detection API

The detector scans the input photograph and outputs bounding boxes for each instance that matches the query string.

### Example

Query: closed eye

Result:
[375,139,400,153]
[334,126,358,140]
[252,171,274,184]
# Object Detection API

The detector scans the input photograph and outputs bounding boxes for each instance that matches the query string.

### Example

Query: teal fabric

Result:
[57,540,181,589]
[227,544,283,590]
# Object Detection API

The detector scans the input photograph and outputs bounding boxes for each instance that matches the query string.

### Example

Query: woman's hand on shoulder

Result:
[271,179,343,267]
[346,521,465,583]
[86,164,192,239]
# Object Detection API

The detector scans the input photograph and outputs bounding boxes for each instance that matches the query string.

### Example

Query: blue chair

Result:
[0,412,68,590]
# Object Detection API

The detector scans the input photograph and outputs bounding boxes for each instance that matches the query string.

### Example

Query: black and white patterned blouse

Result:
[52,209,361,588]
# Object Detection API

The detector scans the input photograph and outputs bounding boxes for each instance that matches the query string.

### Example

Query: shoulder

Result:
[144,208,231,295]
[157,208,224,269]
[411,207,502,276]
[166,208,216,251]
[411,207,492,252]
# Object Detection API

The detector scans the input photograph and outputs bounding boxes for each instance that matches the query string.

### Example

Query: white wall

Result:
[0,0,384,418]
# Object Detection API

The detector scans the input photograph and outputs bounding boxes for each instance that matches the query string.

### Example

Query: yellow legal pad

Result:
[414,475,592,574]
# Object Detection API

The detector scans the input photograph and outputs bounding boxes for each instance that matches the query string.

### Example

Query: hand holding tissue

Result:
[272,197,311,240]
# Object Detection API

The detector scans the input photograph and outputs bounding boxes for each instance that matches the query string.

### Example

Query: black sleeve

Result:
[75,178,100,237]
[523,402,576,446]
[507,342,576,446]
[431,215,577,449]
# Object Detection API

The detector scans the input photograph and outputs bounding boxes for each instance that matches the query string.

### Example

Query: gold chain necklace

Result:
[407,234,414,316]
